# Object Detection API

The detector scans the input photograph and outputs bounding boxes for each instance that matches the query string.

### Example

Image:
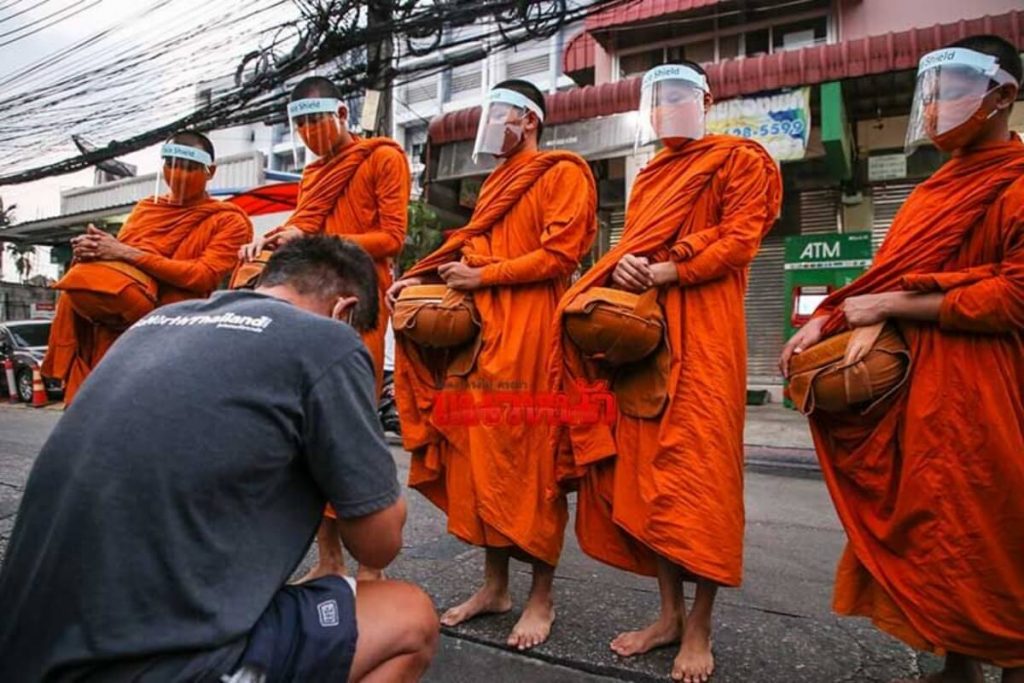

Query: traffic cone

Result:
[31,367,48,408]
[3,358,17,403]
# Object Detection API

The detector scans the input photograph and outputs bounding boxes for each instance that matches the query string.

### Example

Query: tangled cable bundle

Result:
[0,0,629,186]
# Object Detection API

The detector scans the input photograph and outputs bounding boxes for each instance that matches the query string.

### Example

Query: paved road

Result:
[0,404,988,682]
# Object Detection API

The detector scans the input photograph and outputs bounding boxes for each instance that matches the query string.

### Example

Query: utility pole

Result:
[364,0,394,138]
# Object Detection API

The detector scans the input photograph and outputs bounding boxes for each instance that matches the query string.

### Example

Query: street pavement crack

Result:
[438,629,663,683]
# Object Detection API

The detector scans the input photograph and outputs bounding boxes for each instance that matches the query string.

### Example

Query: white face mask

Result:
[472,87,546,162]
[905,46,1020,153]
[476,110,527,159]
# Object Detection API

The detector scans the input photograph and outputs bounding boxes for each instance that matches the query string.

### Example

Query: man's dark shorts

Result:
[63,576,358,683]
[234,575,359,683]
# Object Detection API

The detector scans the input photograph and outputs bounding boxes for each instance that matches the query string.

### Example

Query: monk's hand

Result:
[71,223,104,259]
[239,239,261,261]
[612,254,653,292]
[71,235,95,260]
[386,277,423,311]
[841,293,894,328]
[74,228,138,263]
[239,227,304,261]
[648,262,679,287]
[779,316,826,378]
[270,226,304,247]
[439,262,483,291]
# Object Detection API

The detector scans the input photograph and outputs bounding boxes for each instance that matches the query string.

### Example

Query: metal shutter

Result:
[745,231,786,383]
[871,182,918,253]
[799,188,841,234]
[450,65,481,95]
[608,210,626,248]
[507,54,550,80]
[406,79,436,104]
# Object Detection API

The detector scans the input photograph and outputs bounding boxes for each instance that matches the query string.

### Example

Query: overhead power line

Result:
[0,0,627,185]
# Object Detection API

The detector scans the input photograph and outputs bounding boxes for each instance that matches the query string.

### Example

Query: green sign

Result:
[821,81,853,182]
[784,232,872,270]
[782,232,873,409]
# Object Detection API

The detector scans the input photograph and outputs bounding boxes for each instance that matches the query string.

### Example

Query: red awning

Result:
[585,0,722,32]
[432,9,1024,145]
[227,182,298,215]
[563,30,596,74]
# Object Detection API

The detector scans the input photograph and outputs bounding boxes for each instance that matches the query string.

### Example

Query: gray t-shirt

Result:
[0,290,400,682]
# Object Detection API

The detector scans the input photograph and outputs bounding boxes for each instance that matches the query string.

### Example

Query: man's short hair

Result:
[291,76,343,102]
[493,79,547,140]
[948,34,1023,86]
[167,130,215,161]
[259,235,379,332]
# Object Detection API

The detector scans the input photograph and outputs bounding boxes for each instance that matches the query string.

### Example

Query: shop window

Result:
[718,34,741,60]
[667,40,714,65]
[683,39,715,64]
[404,124,428,162]
[745,28,770,57]
[620,48,663,78]
[773,17,827,52]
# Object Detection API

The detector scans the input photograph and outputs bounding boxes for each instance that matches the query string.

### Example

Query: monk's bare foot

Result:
[671,623,714,683]
[440,586,512,627]
[293,559,346,584]
[609,613,681,657]
[507,596,555,651]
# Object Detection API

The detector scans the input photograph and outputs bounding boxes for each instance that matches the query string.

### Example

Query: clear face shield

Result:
[905,47,1019,153]
[636,64,709,151]
[155,143,213,206]
[287,97,345,168]
[472,87,545,162]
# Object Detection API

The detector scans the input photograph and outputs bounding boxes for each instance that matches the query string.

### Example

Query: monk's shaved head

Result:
[291,76,342,102]
[258,235,379,331]
[168,130,215,161]
[949,34,1023,85]
[494,78,547,139]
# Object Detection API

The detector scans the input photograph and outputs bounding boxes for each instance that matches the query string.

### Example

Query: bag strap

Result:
[633,288,662,320]
[841,322,886,367]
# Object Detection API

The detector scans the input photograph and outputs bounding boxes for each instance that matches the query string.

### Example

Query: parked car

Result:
[0,319,63,403]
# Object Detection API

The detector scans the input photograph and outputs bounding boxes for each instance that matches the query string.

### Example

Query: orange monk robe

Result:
[287,137,410,393]
[43,198,253,404]
[549,136,782,586]
[394,150,597,565]
[805,135,1024,667]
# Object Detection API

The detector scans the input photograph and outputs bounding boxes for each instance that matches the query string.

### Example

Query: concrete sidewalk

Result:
[372,452,952,682]
[0,406,997,682]
[14,396,821,473]
[743,404,819,475]
[387,402,822,474]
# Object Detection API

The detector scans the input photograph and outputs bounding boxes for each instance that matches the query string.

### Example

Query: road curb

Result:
[745,444,820,477]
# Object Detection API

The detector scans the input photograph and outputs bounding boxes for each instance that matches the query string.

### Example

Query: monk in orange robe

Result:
[240,76,410,583]
[43,131,253,405]
[780,36,1024,683]
[550,61,781,683]
[388,79,597,649]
